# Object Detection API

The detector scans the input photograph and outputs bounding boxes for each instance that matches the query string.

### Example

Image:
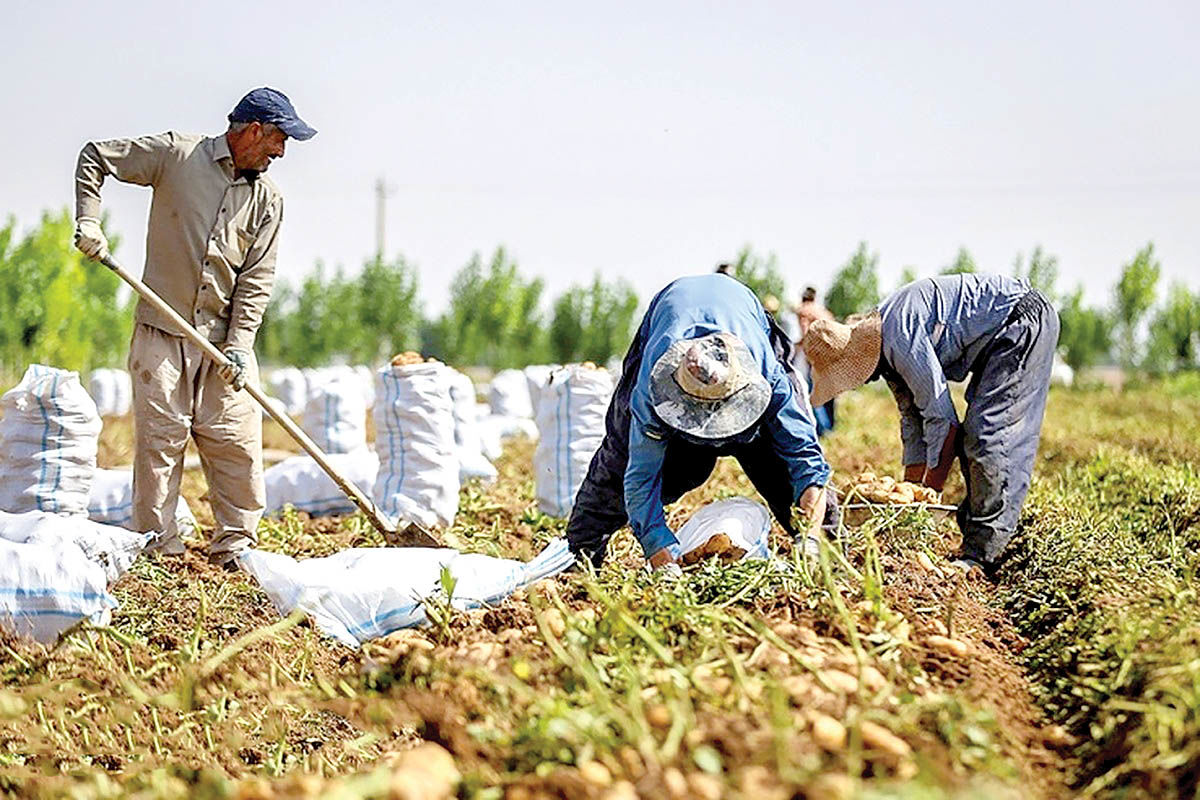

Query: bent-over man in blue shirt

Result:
[803,273,1060,574]
[566,274,833,571]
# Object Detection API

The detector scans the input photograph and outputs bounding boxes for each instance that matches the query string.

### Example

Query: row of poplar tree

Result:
[1,210,1196,378]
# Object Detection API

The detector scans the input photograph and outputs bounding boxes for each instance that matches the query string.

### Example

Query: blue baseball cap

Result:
[228,87,317,141]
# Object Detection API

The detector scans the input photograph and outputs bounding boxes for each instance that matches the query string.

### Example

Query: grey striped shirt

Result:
[879,274,1030,467]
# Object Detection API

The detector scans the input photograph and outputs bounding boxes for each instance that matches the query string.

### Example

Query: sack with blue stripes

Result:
[300,370,368,455]
[0,536,116,644]
[0,509,151,584]
[373,362,459,530]
[533,364,615,518]
[238,537,575,647]
[88,468,198,542]
[264,451,380,517]
[0,365,102,516]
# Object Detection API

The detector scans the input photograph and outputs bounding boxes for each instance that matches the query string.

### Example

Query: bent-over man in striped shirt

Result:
[803,274,1060,576]
[72,88,316,569]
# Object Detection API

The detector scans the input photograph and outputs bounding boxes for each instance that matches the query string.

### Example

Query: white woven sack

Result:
[534,365,615,518]
[352,365,376,409]
[373,363,459,529]
[488,368,534,419]
[0,365,101,516]
[87,468,197,541]
[523,364,560,413]
[676,498,771,561]
[0,538,115,643]
[446,369,497,483]
[0,509,151,583]
[301,375,367,454]
[267,367,307,415]
[88,368,132,417]
[239,537,573,647]
[265,450,379,517]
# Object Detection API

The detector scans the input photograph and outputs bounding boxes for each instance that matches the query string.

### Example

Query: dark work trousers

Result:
[566,311,835,567]
[956,290,1060,565]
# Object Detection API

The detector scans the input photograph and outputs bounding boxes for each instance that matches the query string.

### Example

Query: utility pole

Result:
[374,177,395,262]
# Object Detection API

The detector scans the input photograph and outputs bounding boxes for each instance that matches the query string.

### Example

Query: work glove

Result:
[219,347,250,391]
[74,217,109,261]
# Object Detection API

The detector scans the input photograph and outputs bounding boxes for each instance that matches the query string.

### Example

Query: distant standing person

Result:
[803,273,1059,574]
[72,88,317,568]
[793,286,836,434]
[566,274,834,571]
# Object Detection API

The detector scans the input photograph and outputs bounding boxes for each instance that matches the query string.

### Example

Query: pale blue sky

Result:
[4,0,1198,312]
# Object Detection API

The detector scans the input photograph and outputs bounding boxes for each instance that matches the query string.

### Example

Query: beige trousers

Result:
[128,324,264,562]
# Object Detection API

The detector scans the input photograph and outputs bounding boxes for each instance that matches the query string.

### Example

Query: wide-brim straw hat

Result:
[649,332,771,439]
[803,312,883,407]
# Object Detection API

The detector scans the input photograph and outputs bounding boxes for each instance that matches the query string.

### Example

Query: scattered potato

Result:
[579,760,613,787]
[860,720,912,758]
[927,635,969,657]
[810,713,848,751]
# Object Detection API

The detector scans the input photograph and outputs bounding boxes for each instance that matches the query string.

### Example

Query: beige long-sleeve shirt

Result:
[75,131,283,352]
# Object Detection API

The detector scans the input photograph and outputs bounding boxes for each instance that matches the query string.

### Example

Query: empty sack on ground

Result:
[239,537,573,647]
[88,468,197,542]
[0,538,116,643]
[0,509,152,583]
[265,450,380,516]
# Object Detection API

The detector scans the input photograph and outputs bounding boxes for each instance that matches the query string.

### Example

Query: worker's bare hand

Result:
[792,484,828,539]
[647,547,678,570]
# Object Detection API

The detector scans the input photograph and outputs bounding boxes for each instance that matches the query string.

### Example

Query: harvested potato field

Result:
[2,382,1199,800]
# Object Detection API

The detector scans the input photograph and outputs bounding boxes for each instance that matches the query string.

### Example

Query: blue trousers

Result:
[957,290,1059,565]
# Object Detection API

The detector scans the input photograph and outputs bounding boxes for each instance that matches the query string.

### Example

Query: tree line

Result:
[1,211,1196,379]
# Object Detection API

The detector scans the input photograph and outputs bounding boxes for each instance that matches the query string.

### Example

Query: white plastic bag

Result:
[523,364,560,413]
[265,451,379,516]
[446,369,497,483]
[374,362,459,529]
[0,509,151,583]
[0,365,102,516]
[676,497,771,561]
[239,537,573,647]
[352,365,376,409]
[488,368,534,419]
[87,468,197,541]
[267,367,308,415]
[88,368,132,417]
[534,365,615,518]
[301,374,367,455]
[0,538,116,643]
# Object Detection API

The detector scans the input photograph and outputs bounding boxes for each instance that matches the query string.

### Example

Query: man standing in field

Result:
[803,273,1059,575]
[567,273,833,572]
[72,88,316,568]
